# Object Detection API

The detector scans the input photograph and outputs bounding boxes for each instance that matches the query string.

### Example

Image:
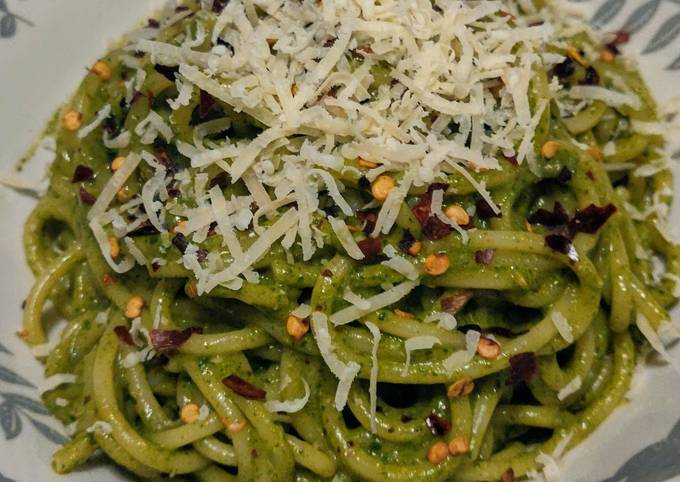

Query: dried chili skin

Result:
[223,375,267,400]
[507,352,538,385]
[150,327,202,352]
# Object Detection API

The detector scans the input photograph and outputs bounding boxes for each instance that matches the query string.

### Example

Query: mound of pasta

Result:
[22,0,679,481]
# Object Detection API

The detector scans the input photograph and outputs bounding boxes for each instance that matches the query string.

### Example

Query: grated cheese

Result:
[265,380,311,413]
[87,153,142,220]
[551,311,574,344]
[328,216,365,260]
[365,322,381,433]
[78,104,111,139]
[39,374,78,394]
[329,281,418,326]
[402,335,441,376]
[381,245,419,281]
[557,376,582,401]
[312,312,360,411]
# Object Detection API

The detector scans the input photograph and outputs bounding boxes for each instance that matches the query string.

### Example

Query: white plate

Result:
[0,1,679,481]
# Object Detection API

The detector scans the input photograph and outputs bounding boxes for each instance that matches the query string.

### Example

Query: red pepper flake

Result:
[358,237,382,263]
[501,468,515,482]
[212,0,228,13]
[607,30,630,54]
[199,90,216,119]
[425,413,451,436]
[582,66,600,86]
[475,198,501,220]
[79,186,97,205]
[102,273,115,286]
[507,352,538,385]
[323,37,337,47]
[586,170,595,180]
[412,184,452,241]
[545,234,579,262]
[504,154,518,166]
[397,230,416,255]
[147,18,160,28]
[527,202,569,227]
[570,204,616,234]
[172,233,189,254]
[440,290,473,315]
[72,165,94,183]
[474,249,495,265]
[357,209,378,235]
[114,326,135,346]
[223,375,267,400]
[356,45,373,56]
[552,57,575,80]
[557,167,573,183]
[321,269,333,278]
[150,327,202,352]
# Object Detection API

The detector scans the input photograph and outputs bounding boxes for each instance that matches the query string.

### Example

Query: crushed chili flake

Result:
[552,57,575,80]
[557,167,573,183]
[440,290,474,314]
[196,248,208,263]
[501,468,515,482]
[505,154,518,166]
[114,326,135,346]
[412,184,453,240]
[172,233,189,254]
[474,249,495,265]
[398,230,417,255]
[321,269,333,278]
[527,202,569,227]
[72,165,94,183]
[212,0,228,13]
[610,30,630,48]
[486,326,518,338]
[150,327,202,352]
[570,204,616,234]
[475,198,501,220]
[223,375,267,400]
[151,262,161,272]
[357,209,378,235]
[199,90,216,119]
[147,18,160,28]
[545,234,579,262]
[102,273,115,286]
[79,186,97,205]
[358,237,382,262]
[209,172,230,190]
[155,148,177,174]
[425,413,451,436]
[507,352,538,385]
[582,66,600,86]
[323,37,337,47]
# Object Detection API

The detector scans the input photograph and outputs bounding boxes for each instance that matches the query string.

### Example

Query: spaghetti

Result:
[20,1,679,481]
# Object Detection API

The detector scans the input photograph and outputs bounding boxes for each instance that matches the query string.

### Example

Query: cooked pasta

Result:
[20,1,679,481]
